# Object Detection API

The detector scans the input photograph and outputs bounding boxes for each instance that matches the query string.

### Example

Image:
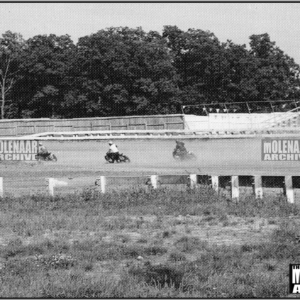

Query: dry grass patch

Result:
[0,188,298,297]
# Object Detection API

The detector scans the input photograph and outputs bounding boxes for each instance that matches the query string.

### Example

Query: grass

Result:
[0,186,298,297]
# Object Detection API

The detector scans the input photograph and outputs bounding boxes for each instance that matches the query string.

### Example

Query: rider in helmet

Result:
[107,141,120,162]
[38,142,50,159]
[174,140,188,157]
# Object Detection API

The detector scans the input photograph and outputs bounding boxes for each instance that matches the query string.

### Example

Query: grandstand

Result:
[183,100,300,132]
[182,100,300,115]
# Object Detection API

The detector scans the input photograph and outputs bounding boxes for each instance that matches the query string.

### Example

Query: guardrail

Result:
[18,127,300,140]
[28,129,204,137]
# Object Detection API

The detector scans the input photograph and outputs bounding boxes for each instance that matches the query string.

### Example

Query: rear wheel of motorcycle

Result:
[51,154,58,162]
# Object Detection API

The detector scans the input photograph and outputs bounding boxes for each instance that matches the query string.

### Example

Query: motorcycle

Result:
[35,153,58,162]
[173,149,197,161]
[105,152,131,163]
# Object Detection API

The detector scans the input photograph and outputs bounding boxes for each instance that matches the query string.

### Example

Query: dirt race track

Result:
[2,137,300,196]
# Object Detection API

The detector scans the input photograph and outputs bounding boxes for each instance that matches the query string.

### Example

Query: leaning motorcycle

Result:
[173,149,197,161]
[35,153,58,162]
[105,152,131,163]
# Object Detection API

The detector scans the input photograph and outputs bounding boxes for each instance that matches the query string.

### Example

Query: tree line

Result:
[0,26,299,119]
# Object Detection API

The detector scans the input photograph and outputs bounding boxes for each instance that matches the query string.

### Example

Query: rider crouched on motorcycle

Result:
[174,140,188,156]
[38,142,50,159]
[107,141,120,162]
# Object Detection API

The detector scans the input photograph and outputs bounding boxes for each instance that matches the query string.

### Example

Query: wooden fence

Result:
[0,115,185,136]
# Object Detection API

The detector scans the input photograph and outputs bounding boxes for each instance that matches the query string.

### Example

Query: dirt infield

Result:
[3,138,300,195]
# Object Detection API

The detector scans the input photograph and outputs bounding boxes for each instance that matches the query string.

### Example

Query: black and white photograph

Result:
[0,2,300,298]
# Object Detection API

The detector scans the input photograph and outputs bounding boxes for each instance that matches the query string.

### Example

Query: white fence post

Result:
[95,176,106,193]
[211,176,219,193]
[285,176,294,204]
[254,176,263,199]
[231,175,239,201]
[48,178,55,197]
[0,177,3,198]
[189,174,197,189]
[100,176,106,194]
[150,175,158,189]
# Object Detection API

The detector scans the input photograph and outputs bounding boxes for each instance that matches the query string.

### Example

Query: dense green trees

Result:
[73,27,180,117]
[0,27,299,119]
[16,34,76,118]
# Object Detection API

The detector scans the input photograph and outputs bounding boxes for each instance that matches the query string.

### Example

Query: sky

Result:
[1,3,300,63]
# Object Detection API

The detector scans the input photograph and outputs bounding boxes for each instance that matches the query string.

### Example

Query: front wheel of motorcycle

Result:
[105,155,114,163]
[51,154,58,162]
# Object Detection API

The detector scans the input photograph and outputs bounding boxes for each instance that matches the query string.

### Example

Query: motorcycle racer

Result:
[174,140,188,156]
[107,141,120,163]
[38,142,51,159]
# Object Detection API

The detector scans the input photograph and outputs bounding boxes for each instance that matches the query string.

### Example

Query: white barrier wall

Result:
[184,113,298,131]
[184,115,210,130]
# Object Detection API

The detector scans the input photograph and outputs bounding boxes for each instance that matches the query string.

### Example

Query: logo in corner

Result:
[290,264,300,294]
[262,139,300,161]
